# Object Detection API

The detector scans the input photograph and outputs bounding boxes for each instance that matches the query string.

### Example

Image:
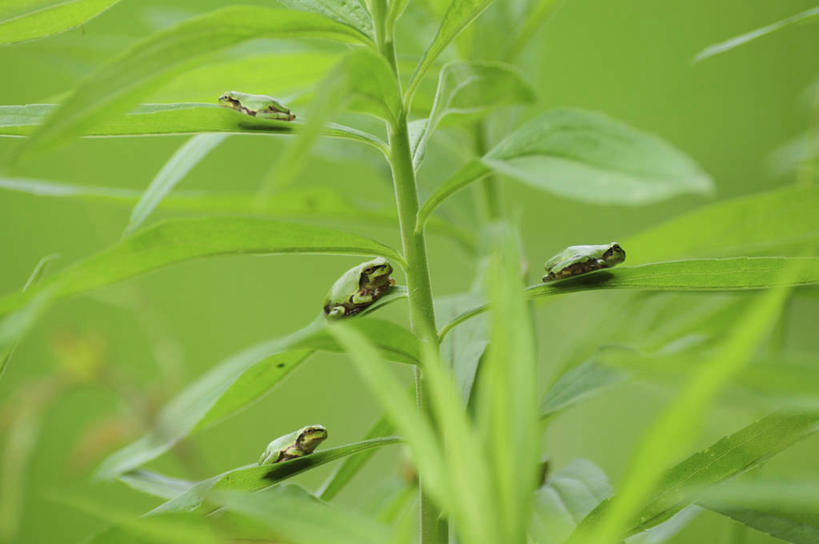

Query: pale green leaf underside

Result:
[694,7,819,62]
[0,0,122,46]
[0,216,403,319]
[0,104,385,152]
[151,437,399,514]
[15,6,371,158]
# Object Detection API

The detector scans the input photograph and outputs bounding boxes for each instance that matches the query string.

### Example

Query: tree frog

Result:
[542,243,626,282]
[258,425,328,465]
[323,257,395,319]
[218,91,295,121]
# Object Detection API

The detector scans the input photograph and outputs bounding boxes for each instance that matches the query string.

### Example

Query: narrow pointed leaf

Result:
[0,0,123,46]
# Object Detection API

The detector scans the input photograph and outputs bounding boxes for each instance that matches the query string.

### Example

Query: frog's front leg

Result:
[350,290,374,305]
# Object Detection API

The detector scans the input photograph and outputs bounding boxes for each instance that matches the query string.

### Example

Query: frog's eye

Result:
[363,266,376,275]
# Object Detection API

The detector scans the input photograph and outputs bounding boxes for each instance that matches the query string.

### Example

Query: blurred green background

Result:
[1,0,818,542]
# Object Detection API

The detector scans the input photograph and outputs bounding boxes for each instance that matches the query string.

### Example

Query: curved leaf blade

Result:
[483,109,713,205]
[0,0,122,46]
[625,185,819,265]
[15,6,370,158]
[0,217,403,318]
[124,134,227,236]
[276,0,374,39]
[694,7,819,62]
[151,437,400,514]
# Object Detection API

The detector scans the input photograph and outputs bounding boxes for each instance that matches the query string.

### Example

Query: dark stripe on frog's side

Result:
[222,96,259,117]
[543,259,606,282]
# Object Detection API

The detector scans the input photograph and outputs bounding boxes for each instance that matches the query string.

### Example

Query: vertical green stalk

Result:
[373,11,446,543]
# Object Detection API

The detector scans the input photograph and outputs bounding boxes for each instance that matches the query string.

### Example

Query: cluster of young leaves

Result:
[1,1,819,544]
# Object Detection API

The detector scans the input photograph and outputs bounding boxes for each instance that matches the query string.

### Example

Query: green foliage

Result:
[1,1,817,544]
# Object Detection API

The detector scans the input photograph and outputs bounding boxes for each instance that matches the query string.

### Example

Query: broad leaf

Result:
[15,7,371,158]
[703,502,819,544]
[413,60,535,169]
[97,317,416,479]
[625,185,819,264]
[277,0,374,39]
[151,438,399,514]
[482,109,713,205]
[0,104,386,152]
[0,217,403,319]
[406,0,494,104]
[694,7,819,62]
[124,134,227,236]
[0,0,122,46]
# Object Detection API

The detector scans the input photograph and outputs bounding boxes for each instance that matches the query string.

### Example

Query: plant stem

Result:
[376,18,446,542]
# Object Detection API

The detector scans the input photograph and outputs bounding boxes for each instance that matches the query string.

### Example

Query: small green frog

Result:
[323,257,395,319]
[218,91,295,121]
[542,243,625,282]
[258,425,328,465]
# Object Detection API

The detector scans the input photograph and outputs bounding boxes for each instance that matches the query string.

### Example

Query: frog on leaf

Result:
[323,257,395,319]
[542,243,625,282]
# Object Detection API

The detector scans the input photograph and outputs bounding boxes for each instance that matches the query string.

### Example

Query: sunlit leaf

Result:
[694,7,819,62]
[277,0,374,39]
[124,134,227,236]
[15,7,371,158]
[0,0,123,47]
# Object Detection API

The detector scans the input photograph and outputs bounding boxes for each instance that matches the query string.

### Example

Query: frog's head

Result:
[602,243,626,266]
[218,91,239,106]
[359,257,393,290]
[296,425,328,453]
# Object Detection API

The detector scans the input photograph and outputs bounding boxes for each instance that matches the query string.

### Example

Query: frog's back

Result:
[545,245,601,271]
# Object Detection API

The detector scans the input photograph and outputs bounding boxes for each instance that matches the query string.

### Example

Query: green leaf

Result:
[437,292,488,404]
[124,134,226,236]
[97,317,416,479]
[15,6,371,158]
[214,485,392,544]
[439,258,819,339]
[703,502,819,544]
[318,415,395,501]
[0,217,403,319]
[276,0,374,39]
[338,47,402,123]
[624,185,819,265]
[540,358,628,419]
[0,0,123,47]
[0,103,386,152]
[412,61,536,169]
[152,437,399,514]
[477,224,541,543]
[531,459,613,544]
[416,159,488,230]
[694,7,819,62]
[405,0,494,105]
[118,470,194,500]
[482,109,713,205]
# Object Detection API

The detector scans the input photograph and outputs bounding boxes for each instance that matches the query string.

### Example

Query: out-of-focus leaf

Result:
[318,415,395,500]
[482,109,713,205]
[625,185,819,264]
[153,438,399,514]
[437,292,488,404]
[703,501,819,544]
[574,412,819,541]
[0,0,123,46]
[97,316,416,479]
[694,7,819,62]
[567,260,799,544]
[626,507,701,544]
[124,134,226,236]
[0,217,404,319]
[118,470,194,500]
[0,104,386,152]
[406,0,494,104]
[477,224,540,543]
[531,459,613,544]
[214,485,392,544]
[540,358,628,418]
[15,7,370,158]
[412,61,535,169]
[277,0,374,39]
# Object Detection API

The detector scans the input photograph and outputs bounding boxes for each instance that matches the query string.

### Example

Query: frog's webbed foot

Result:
[325,306,347,319]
